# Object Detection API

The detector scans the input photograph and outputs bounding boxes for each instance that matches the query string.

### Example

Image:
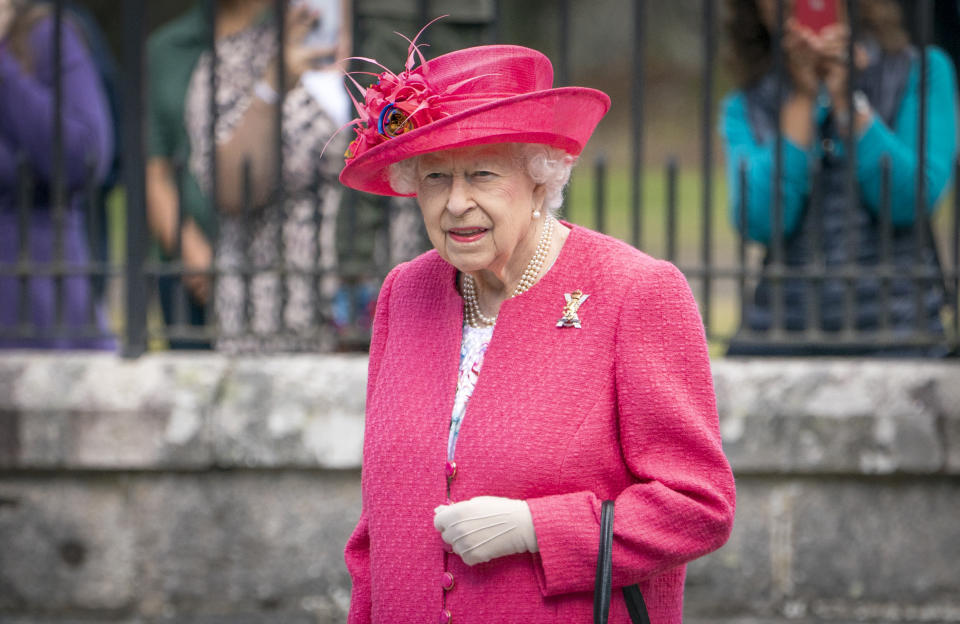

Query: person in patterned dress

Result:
[183,0,348,353]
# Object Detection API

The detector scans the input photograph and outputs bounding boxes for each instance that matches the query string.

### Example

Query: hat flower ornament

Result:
[341,18,492,161]
[335,18,611,196]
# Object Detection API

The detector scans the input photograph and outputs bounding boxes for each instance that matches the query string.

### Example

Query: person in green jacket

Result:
[146,2,215,348]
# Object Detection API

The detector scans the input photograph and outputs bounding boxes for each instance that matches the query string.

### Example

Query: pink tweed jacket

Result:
[345,224,736,623]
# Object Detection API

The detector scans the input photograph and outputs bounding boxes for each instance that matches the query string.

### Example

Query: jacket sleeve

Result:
[527,260,736,597]
[856,47,958,225]
[344,511,372,624]
[344,264,403,624]
[720,91,811,244]
[146,33,174,160]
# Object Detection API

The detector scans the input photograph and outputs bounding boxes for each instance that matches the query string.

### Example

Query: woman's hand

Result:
[783,19,820,98]
[434,496,538,566]
[814,24,873,132]
[181,220,212,305]
[816,24,850,104]
[264,3,336,91]
[816,24,869,109]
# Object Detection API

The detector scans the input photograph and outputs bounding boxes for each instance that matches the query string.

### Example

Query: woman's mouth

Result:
[448,227,488,243]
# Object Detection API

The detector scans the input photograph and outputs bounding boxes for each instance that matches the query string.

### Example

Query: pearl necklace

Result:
[462,214,556,328]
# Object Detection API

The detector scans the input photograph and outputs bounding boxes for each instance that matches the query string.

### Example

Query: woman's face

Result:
[415,144,546,278]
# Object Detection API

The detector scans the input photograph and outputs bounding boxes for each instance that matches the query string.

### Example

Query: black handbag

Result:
[594,500,651,624]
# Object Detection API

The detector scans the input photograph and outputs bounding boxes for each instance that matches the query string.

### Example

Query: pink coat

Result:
[345,225,736,623]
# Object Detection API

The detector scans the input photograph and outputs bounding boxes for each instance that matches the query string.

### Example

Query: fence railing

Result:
[1,0,957,356]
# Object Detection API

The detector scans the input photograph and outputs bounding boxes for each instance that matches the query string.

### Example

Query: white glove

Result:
[433,496,539,566]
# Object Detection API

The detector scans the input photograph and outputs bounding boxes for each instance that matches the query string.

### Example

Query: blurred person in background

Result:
[0,0,115,349]
[147,0,348,352]
[720,0,958,356]
[147,0,213,349]
[63,0,121,305]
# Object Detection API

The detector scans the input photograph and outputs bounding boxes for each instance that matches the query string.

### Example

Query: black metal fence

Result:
[1,0,957,356]
[571,0,959,356]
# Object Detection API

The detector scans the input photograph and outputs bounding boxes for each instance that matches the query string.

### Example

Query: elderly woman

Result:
[341,41,736,623]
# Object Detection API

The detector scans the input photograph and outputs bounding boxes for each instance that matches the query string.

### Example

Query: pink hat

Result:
[338,41,611,196]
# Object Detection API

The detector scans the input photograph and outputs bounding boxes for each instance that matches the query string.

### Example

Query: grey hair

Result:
[386,143,576,216]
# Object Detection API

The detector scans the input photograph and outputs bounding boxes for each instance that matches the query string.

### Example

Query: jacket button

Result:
[442,571,455,591]
[439,608,452,623]
[445,460,457,478]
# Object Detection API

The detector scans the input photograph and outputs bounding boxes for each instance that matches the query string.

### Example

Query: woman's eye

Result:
[472,171,495,179]
[424,172,448,180]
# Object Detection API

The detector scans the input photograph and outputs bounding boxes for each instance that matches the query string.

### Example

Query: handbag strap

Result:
[594,501,616,624]
[594,500,652,624]
[623,584,651,624]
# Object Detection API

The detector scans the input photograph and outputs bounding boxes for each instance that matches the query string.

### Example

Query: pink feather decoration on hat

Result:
[323,16,493,163]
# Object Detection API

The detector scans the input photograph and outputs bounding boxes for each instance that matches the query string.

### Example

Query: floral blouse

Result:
[448,323,495,461]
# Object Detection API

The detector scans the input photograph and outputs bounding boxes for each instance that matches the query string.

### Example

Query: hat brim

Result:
[339,86,611,197]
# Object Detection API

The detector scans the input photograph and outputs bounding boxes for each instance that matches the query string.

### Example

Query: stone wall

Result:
[0,353,958,623]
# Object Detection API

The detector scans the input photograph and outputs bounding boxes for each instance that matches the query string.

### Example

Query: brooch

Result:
[556,290,589,328]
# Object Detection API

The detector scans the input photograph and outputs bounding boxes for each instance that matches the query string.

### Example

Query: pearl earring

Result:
[533,210,541,219]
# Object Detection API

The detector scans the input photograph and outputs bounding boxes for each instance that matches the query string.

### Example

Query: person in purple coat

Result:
[0,0,115,349]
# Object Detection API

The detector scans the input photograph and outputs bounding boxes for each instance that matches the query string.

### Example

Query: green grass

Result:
[566,165,735,259]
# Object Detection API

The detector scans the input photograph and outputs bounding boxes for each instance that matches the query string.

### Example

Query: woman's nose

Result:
[445,176,474,215]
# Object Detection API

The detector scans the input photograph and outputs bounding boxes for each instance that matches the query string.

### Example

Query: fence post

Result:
[700,0,716,334]
[879,156,892,333]
[666,157,678,263]
[122,0,148,357]
[557,0,570,87]
[274,0,288,332]
[594,155,607,235]
[770,0,786,336]
[953,158,959,346]
[737,159,748,325]
[53,0,65,333]
[914,0,932,331]
[842,0,859,336]
[630,0,645,249]
[17,156,33,332]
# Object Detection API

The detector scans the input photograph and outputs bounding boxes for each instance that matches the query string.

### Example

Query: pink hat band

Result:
[339,43,611,196]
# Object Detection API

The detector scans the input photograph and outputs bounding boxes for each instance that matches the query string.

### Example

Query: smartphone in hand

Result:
[793,0,838,33]
[295,0,352,124]
[296,0,341,48]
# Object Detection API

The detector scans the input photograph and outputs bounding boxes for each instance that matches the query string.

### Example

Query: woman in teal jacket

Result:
[720,0,957,356]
